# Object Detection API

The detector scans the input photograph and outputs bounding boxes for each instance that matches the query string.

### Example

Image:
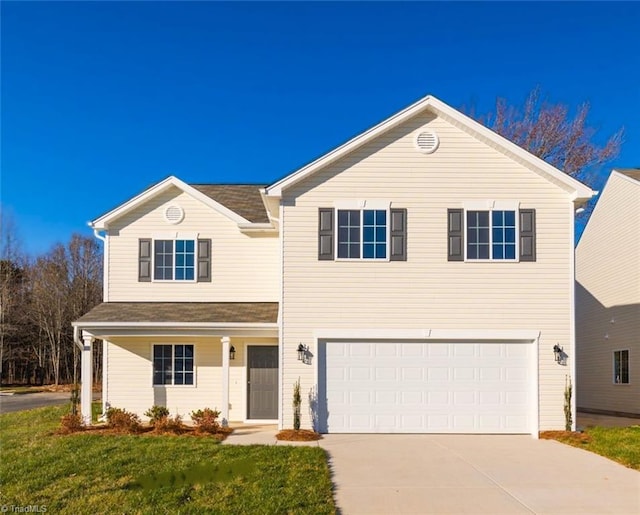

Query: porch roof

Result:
[75,302,279,325]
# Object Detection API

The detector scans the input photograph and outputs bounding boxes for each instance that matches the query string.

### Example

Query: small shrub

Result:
[293,378,301,431]
[153,414,184,434]
[60,413,84,434]
[191,408,221,434]
[564,375,573,431]
[144,405,170,425]
[106,407,142,433]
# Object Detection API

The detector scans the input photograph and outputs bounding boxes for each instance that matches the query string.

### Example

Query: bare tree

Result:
[473,87,623,183]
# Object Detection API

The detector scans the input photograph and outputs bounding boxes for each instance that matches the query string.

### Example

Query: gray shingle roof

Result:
[192,185,270,223]
[76,302,278,324]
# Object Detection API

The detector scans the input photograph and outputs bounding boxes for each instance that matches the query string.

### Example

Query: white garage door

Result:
[322,341,532,434]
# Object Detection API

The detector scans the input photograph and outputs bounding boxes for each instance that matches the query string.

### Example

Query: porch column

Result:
[81,332,94,425]
[221,336,230,426]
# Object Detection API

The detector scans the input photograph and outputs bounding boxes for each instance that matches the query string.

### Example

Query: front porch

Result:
[72,302,279,426]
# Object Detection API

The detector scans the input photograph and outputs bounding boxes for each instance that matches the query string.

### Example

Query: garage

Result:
[318,340,534,434]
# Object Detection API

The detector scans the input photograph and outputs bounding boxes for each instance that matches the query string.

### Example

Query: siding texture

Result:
[576,172,640,415]
[107,187,278,302]
[280,112,576,431]
[106,336,278,421]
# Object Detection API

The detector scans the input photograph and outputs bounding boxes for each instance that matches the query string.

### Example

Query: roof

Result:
[614,168,640,182]
[192,184,269,223]
[75,302,279,324]
[91,176,271,230]
[265,94,595,203]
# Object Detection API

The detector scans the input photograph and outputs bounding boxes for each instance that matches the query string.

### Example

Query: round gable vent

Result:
[414,130,439,154]
[164,204,184,224]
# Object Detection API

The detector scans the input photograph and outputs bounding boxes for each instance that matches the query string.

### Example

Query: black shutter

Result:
[197,239,212,282]
[139,239,152,281]
[447,209,464,261]
[318,208,334,260]
[390,208,407,261]
[519,209,536,262]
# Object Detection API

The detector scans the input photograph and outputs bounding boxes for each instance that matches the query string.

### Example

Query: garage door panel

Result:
[322,341,532,434]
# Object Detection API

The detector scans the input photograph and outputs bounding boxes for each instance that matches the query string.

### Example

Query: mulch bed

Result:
[539,430,591,444]
[57,423,234,440]
[276,429,322,441]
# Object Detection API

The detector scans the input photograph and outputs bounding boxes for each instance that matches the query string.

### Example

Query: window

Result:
[337,209,387,260]
[614,350,629,384]
[466,210,516,260]
[153,344,194,386]
[154,240,195,280]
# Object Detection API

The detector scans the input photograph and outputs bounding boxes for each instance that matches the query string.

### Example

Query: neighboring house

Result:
[73,95,594,436]
[576,169,640,417]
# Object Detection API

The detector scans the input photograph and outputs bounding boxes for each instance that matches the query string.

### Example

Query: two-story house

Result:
[74,95,594,435]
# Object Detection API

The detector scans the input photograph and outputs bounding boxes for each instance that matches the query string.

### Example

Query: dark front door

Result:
[247,346,278,419]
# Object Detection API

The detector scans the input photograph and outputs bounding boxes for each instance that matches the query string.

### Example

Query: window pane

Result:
[337,243,349,258]
[493,245,504,259]
[363,210,374,225]
[362,210,387,260]
[350,243,360,258]
[376,210,386,225]
[154,240,174,280]
[505,244,516,260]
[153,345,173,385]
[175,372,184,385]
[184,372,194,385]
[363,244,374,259]
[491,211,516,260]
[478,244,490,259]
[492,211,503,226]
[493,228,503,243]
[363,227,374,242]
[505,211,515,226]
[349,228,359,242]
[375,243,386,259]
[174,240,195,281]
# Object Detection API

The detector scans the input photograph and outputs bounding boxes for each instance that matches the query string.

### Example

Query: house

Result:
[576,169,640,417]
[73,94,595,436]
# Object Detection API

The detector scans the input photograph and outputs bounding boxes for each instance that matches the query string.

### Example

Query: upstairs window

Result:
[154,239,195,280]
[467,210,516,260]
[337,209,387,259]
[613,350,629,384]
[138,238,211,282]
[448,208,535,262]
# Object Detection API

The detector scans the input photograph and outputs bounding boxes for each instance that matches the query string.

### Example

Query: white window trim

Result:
[613,349,630,385]
[335,207,391,261]
[151,343,196,387]
[463,208,520,263]
[151,237,198,283]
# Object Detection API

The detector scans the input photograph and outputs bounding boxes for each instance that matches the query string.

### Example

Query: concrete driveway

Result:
[320,434,640,515]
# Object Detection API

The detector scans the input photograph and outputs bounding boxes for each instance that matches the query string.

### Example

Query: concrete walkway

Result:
[223,426,639,514]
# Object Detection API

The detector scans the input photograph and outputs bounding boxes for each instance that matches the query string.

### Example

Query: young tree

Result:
[472,87,623,184]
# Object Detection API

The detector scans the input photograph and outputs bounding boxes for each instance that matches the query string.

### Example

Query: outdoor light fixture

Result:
[229,345,236,360]
[297,343,307,361]
[553,344,563,363]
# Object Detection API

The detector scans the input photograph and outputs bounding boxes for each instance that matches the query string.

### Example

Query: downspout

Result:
[89,225,109,419]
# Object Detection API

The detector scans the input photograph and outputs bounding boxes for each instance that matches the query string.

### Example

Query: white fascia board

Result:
[90,176,250,229]
[75,322,279,339]
[238,223,279,235]
[72,321,277,329]
[266,94,595,202]
[314,329,541,341]
[611,169,640,186]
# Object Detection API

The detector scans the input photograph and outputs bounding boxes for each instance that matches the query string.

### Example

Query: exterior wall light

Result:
[553,344,565,364]
[297,343,307,361]
[229,345,236,360]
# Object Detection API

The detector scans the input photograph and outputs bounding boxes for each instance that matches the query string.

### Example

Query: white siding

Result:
[106,336,277,421]
[576,172,640,415]
[107,187,278,302]
[280,112,576,431]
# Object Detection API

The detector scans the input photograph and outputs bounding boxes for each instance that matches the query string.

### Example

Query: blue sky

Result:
[2,1,639,256]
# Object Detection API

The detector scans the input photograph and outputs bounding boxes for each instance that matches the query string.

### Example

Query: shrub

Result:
[293,378,301,431]
[153,414,184,434]
[191,408,221,434]
[106,407,142,433]
[60,413,84,434]
[144,405,170,425]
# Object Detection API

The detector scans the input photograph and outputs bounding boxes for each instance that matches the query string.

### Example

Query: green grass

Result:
[545,425,640,470]
[0,405,336,514]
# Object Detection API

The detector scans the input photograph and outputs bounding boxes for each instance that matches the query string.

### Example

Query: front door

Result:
[247,346,278,419]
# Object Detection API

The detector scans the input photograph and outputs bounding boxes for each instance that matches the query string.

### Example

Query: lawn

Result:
[0,405,336,514]
[541,425,640,470]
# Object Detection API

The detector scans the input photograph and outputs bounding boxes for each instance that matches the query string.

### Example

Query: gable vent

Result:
[164,205,184,224]
[414,130,439,154]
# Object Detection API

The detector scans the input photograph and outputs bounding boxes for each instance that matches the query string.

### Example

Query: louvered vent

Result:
[414,130,439,154]
[164,205,184,224]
